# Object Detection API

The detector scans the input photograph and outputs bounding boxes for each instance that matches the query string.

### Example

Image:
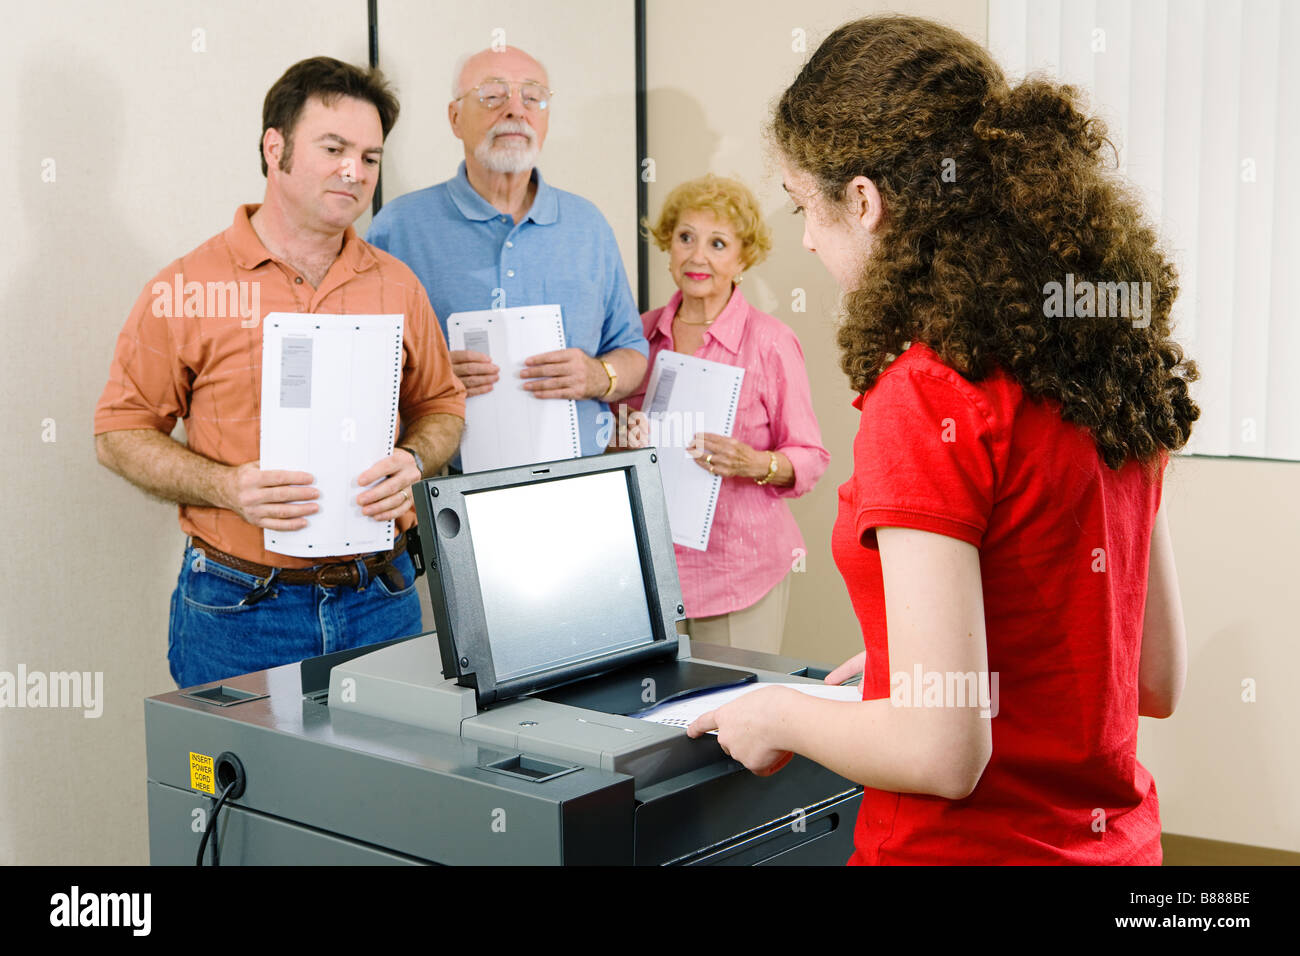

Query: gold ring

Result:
[706,454,714,465]
[401,489,409,501]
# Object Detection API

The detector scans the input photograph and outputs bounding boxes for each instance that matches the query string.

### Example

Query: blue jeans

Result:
[167,543,423,689]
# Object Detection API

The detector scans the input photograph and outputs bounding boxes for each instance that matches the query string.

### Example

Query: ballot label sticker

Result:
[279,336,313,408]
[189,751,215,794]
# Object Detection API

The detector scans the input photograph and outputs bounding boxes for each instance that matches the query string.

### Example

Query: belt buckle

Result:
[318,564,354,588]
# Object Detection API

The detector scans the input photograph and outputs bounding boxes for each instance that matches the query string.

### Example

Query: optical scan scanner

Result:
[145,450,861,865]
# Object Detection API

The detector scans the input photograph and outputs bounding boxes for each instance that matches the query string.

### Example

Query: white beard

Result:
[475,127,539,174]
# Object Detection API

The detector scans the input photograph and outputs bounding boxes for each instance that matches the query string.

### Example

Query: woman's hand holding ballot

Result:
[686,432,793,485]
[686,685,799,777]
[685,652,864,777]
[618,408,651,449]
[824,651,866,687]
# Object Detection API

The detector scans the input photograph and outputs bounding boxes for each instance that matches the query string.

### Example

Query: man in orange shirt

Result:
[94,57,466,688]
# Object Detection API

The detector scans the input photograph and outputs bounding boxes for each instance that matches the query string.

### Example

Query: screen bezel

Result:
[412,450,685,706]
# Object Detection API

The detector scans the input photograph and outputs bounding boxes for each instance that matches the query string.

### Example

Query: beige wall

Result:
[0,0,638,865]
[1147,456,1300,850]
[645,0,1299,853]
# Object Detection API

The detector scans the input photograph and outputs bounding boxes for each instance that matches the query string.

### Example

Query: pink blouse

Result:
[621,287,830,617]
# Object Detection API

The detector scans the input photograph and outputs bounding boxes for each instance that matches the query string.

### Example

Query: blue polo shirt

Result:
[367,162,647,457]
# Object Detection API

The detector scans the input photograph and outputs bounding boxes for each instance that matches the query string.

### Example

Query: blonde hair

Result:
[643,174,772,270]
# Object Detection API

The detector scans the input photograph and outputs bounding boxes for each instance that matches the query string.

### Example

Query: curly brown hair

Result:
[771,14,1198,469]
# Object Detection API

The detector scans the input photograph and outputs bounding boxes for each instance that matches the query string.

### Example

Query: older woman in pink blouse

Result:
[616,174,829,653]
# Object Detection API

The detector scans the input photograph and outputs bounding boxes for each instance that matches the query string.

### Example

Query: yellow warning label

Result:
[189,752,215,794]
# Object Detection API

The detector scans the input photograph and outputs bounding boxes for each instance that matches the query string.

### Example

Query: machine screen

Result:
[463,469,656,681]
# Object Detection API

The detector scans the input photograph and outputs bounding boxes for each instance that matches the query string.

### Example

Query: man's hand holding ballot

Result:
[355,413,463,519]
[452,345,645,403]
[520,347,644,402]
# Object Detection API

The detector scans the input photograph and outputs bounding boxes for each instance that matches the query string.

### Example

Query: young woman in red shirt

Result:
[687,14,1198,865]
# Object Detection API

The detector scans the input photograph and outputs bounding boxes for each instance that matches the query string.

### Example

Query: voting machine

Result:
[144,450,862,865]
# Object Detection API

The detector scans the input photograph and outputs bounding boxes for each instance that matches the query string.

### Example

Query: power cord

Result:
[195,751,246,866]
[196,781,236,866]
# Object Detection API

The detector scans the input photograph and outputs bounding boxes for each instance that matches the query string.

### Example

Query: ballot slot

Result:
[179,685,268,707]
[535,657,756,716]
[483,754,581,784]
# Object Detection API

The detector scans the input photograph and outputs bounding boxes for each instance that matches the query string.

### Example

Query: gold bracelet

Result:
[754,452,779,485]
[600,359,617,400]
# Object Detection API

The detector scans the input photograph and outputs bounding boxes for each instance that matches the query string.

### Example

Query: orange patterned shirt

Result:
[94,204,466,567]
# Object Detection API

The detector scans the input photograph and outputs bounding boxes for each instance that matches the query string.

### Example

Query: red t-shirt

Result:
[831,343,1164,865]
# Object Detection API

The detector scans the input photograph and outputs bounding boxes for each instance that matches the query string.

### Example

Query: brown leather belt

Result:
[190,533,408,589]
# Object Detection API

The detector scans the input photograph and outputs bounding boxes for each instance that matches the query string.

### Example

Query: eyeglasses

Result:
[455,79,552,112]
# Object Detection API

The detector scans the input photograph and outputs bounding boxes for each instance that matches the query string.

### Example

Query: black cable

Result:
[368,0,383,217]
[634,0,649,312]
[195,780,237,866]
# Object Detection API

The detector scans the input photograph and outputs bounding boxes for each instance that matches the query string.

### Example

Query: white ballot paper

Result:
[642,351,745,551]
[259,312,404,558]
[637,682,863,733]
[447,306,582,472]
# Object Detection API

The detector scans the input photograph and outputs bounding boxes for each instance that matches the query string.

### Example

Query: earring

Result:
[735,274,744,284]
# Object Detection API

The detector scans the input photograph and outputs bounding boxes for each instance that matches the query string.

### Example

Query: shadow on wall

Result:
[640,86,720,231]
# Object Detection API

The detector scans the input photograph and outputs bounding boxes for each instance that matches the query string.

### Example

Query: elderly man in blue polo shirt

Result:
[367,45,647,459]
